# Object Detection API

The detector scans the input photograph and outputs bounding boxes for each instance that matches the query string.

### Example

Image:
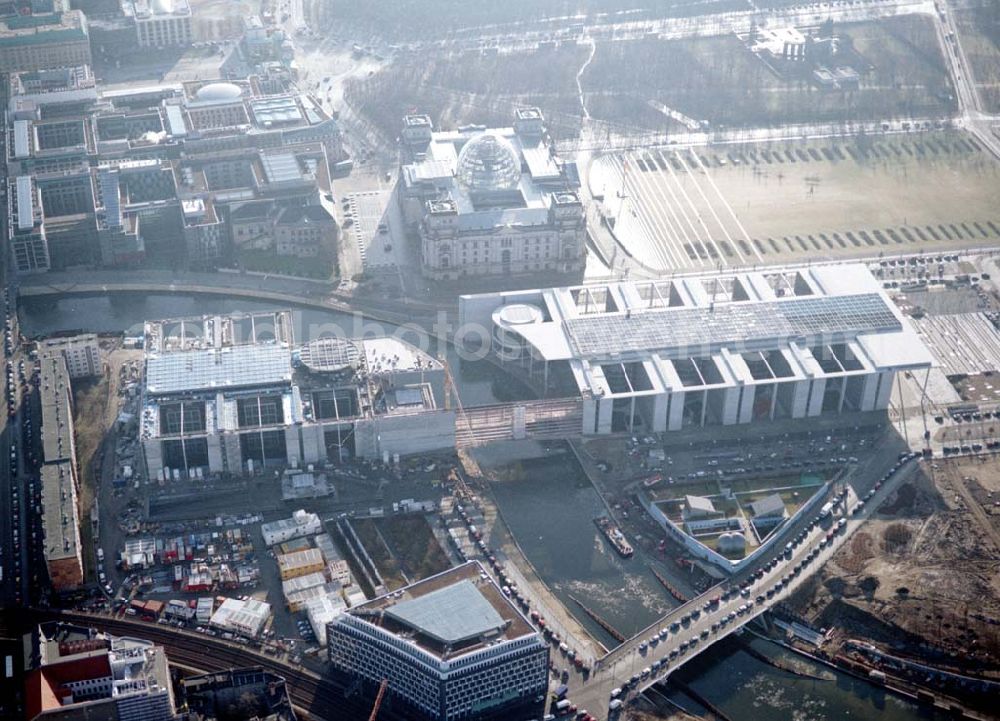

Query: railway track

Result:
[20,609,384,721]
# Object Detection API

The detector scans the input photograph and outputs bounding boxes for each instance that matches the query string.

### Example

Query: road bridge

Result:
[564,454,921,720]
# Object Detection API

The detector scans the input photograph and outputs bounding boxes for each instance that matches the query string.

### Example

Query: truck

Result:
[819,501,834,519]
[555,699,571,712]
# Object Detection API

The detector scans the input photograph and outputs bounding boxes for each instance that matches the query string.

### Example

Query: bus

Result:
[4,655,12,679]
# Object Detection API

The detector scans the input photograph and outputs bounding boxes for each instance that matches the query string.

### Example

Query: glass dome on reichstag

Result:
[456,133,522,191]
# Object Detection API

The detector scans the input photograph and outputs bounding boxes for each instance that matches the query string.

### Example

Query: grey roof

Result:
[565,293,901,359]
[16,176,34,230]
[275,203,333,225]
[385,580,505,645]
[41,461,79,561]
[13,119,30,158]
[251,96,303,125]
[260,152,304,184]
[749,493,786,518]
[685,495,716,514]
[230,200,274,221]
[146,344,292,395]
[164,104,187,137]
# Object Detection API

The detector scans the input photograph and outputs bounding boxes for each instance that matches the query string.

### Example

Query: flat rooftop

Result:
[352,561,534,659]
[40,354,74,464]
[41,461,79,562]
[385,579,505,645]
[564,293,900,359]
[465,264,935,373]
[362,337,442,374]
[145,343,293,395]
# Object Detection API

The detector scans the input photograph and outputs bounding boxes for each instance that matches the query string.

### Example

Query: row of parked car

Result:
[608,455,926,711]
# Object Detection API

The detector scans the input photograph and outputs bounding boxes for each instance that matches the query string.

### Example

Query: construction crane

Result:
[368,679,388,721]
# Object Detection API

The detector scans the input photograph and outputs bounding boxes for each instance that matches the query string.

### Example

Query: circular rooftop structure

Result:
[299,338,361,373]
[456,132,521,192]
[193,82,243,104]
[493,303,544,328]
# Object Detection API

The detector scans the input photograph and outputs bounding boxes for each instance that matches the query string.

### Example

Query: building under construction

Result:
[139,310,455,481]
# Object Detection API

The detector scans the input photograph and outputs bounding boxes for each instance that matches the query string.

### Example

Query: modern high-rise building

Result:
[327,561,548,721]
[24,622,176,721]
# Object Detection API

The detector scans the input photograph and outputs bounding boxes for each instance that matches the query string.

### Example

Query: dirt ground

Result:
[787,458,1000,677]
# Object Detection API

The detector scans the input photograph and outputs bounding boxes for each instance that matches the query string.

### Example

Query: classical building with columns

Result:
[398,108,586,281]
[458,264,934,435]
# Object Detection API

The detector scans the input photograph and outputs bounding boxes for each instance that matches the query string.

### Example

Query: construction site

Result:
[784,456,1000,714]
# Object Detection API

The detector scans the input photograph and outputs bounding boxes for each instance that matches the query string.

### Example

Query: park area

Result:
[594,129,1000,270]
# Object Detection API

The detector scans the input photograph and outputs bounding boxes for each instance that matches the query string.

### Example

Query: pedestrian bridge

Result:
[455,398,583,447]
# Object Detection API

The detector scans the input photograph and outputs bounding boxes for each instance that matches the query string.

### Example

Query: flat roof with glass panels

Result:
[146,344,292,395]
[564,293,901,359]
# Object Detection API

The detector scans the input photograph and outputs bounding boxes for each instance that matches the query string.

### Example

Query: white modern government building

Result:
[459,264,934,435]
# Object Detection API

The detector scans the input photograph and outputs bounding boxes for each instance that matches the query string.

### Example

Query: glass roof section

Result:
[146,344,292,395]
[564,293,901,358]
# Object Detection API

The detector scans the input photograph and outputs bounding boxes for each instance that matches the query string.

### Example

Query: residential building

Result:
[399,108,586,281]
[0,11,91,73]
[39,334,102,378]
[40,462,82,592]
[24,622,175,721]
[40,354,83,591]
[327,561,548,721]
[458,264,935,435]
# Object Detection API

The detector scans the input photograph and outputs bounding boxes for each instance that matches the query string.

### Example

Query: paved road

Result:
[564,448,918,720]
[937,0,1000,160]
